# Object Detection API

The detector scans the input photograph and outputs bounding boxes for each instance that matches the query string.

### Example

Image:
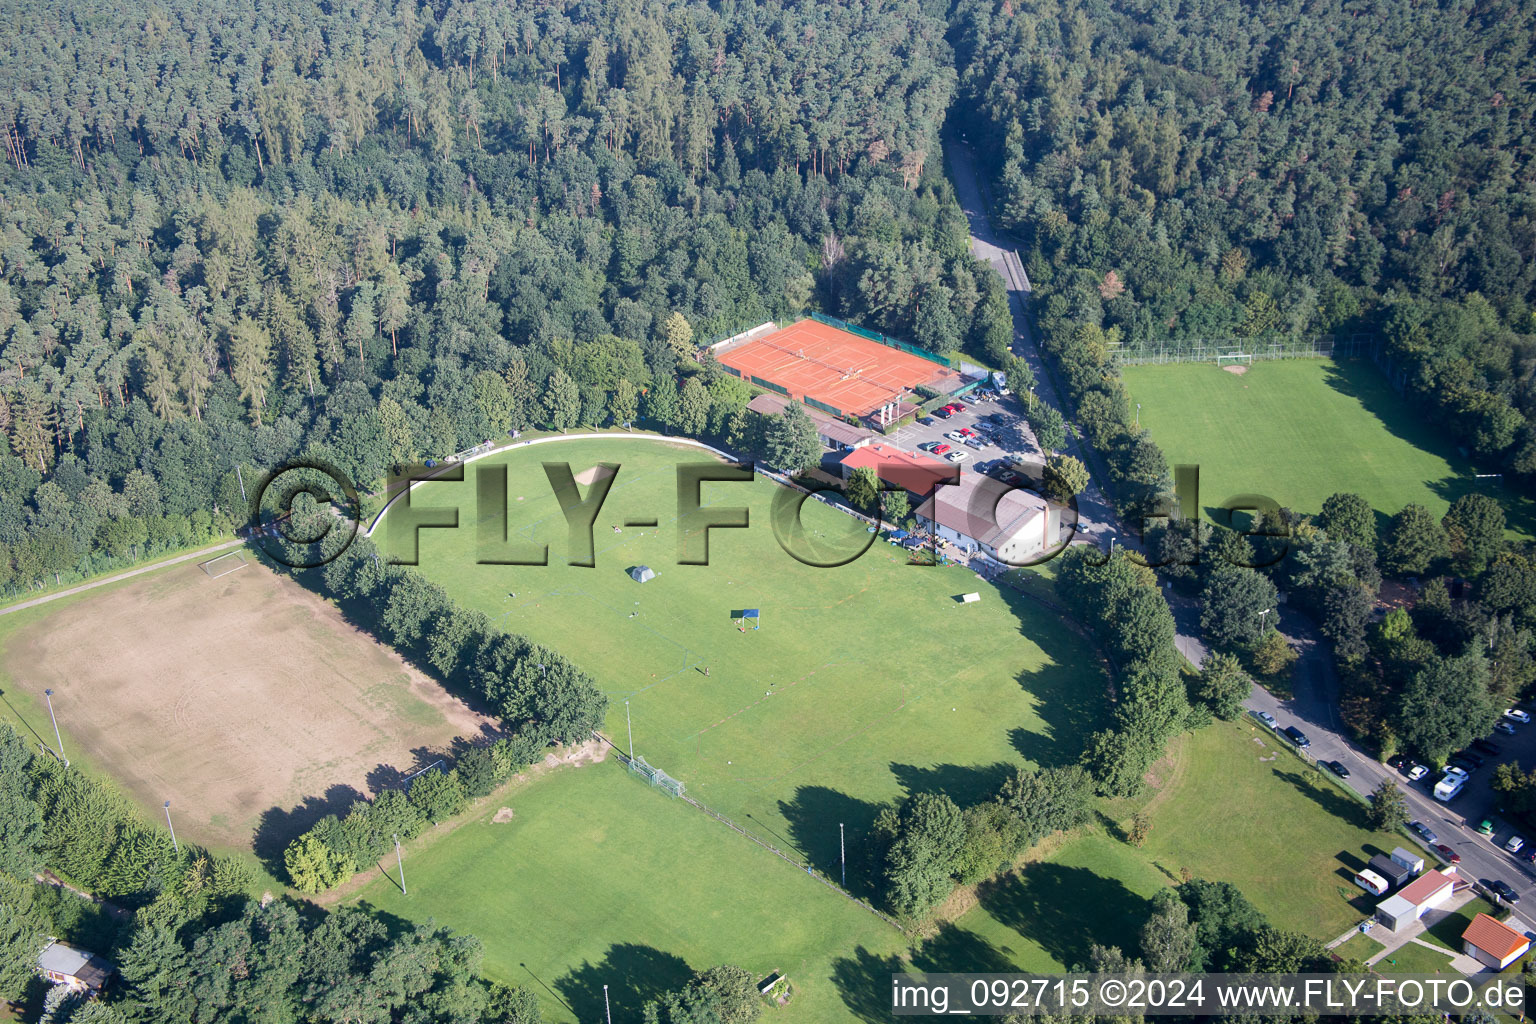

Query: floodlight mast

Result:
[164,801,179,853]
[42,689,67,767]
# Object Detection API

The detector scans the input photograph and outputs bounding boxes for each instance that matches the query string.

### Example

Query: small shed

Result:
[960,592,981,604]
[1367,854,1414,891]
[1463,912,1530,969]
[1390,847,1425,876]
[38,940,113,992]
[629,565,655,583]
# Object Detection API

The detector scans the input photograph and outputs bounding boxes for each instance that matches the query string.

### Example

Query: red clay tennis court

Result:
[715,318,962,419]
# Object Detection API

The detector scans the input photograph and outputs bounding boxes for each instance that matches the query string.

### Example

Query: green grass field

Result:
[1121,360,1536,538]
[357,761,910,1024]
[940,721,1406,966]
[384,437,1108,882]
[351,437,1421,1021]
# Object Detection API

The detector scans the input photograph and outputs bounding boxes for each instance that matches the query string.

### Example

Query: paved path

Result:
[944,133,1127,552]
[0,538,244,618]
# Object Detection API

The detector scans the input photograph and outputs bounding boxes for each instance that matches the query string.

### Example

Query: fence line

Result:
[806,311,956,369]
[1112,334,1374,366]
[591,733,910,933]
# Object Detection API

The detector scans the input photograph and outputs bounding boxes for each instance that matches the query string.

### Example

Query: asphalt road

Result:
[944,133,1126,552]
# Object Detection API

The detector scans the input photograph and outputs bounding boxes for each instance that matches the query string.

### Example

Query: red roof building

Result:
[1462,912,1530,969]
[838,445,955,498]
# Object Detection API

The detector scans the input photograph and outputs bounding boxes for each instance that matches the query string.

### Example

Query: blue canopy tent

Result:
[736,609,761,630]
[888,529,910,543]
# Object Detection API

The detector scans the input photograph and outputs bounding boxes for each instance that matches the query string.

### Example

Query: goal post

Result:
[1216,352,1253,368]
[629,755,685,798]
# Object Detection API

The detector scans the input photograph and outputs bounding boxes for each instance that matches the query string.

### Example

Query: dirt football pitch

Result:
[0,558,496,852]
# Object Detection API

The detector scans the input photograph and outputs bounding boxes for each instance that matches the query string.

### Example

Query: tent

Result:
[629,565,656,583]
[888,529,910,542]
[736,608,761,630]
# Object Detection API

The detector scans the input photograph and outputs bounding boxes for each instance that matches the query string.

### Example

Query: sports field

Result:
[382,437,1108,882]
[1121,359,1536,537]
[356,695,1408,1022]
[0,559,496,852]
[356,436,1418,1022]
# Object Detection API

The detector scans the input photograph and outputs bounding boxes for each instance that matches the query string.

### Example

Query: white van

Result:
[1354,869,1390,896]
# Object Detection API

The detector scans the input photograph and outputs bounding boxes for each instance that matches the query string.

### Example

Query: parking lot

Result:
[883,390,1040,474]
[1393,709,1536,877]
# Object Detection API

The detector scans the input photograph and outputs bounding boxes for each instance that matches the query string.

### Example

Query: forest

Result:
[4,0,1536,1017]
[949,0,1536,476]
[0,0,1012,594]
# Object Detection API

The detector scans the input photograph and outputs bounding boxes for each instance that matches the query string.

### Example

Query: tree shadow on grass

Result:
[891,761,1015,807]
[995,588,1113,770]
[556,943,693,1024]
[830,945,909,1023]
[1271,768,1372,830]
[251,782,366,874]
[779,785,883,901]
[977,863,1152,969]
[909,921,1020,974]
[1319,360,1536,539]
[831,926,1029,1022]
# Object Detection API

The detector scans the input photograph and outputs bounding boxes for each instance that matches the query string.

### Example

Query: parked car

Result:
[1387,754,1408,770]
[1506,709,1532,724]
[946,451,968,463]
[1254,711,1278,729]
[1497,721,1518,735]
[1454,750,1486,768]
[1323,760,1350,778]
[1491,880,1521,904]
[965,437,987,450]
[1507,835,1526,854]
[1448,757,1480,774]
[1410,820,1439,844]
[944,431,966,442]
[957,427,976,437]
[917,417,935,426]
[932,444,951,455]
[989,413,1008,425]
[1283,725,1310,748]
[1473,739,1504,755]
[1434,844,1462,864]
[1479,819,1496,836]
[1407,762,1429,780]
[933,408,952,419]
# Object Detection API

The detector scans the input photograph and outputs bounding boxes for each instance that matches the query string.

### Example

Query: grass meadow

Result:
[381,437,1109,883]
[1120,359,1536,538]
[354,437,1411,1021]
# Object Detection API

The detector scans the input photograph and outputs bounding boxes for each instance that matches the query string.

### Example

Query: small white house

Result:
[1374,868,1456,931]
